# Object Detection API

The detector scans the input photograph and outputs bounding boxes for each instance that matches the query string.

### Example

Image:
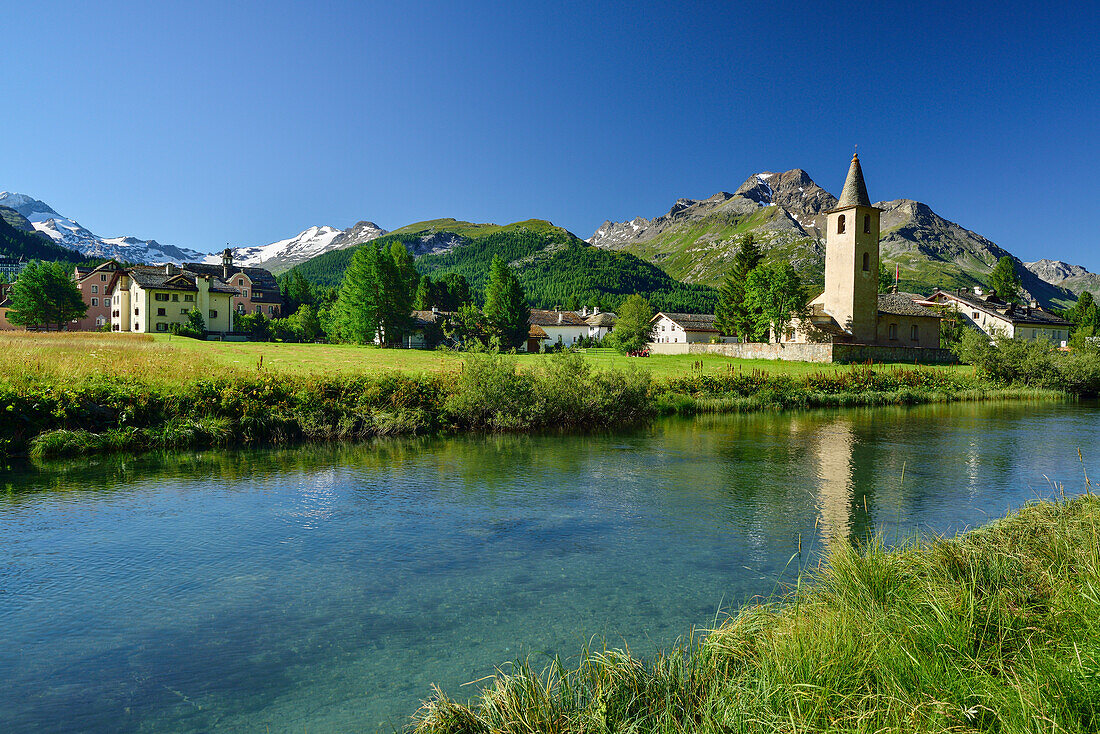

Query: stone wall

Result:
[647,341,956,364]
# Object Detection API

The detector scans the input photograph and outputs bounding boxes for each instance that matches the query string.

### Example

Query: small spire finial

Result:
[853,144,858,160]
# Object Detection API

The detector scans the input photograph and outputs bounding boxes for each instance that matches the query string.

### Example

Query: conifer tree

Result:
[378,246,413,345]
[332,245,380,344]
[483,255,529,349]
[715,235,764,341]
[414,274,434,310]
[439,273,472,309]
[7,261,87,330]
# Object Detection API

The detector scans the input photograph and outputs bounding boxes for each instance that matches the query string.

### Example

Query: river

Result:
[1,400,1097,732]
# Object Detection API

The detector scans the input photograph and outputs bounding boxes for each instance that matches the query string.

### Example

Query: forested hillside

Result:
[285,221,717,313]
[0,207,85,262]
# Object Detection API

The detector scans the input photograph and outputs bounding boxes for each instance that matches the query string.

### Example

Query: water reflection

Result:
[0,400,1097,733]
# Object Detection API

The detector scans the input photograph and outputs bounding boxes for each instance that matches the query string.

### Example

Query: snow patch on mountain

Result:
[0,191,206,264]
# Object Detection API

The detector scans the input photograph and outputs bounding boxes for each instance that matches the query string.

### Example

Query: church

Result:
[785,154,942,349]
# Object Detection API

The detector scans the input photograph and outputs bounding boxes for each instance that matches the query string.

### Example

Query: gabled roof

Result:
[182,262,279,291]
[878,292,940,318]
[529,309,588,326]
[930,289,1072,327]
[652,312,720,332]
[528,324,549,339]
[126,265,239,294]
[585,312,617,326]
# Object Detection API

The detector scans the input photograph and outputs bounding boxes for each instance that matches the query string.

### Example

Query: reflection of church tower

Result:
[811,418,857,545]
[823,154,882,343]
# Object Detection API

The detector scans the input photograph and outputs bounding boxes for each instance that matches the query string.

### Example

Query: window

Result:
[209,310,218,319]
[972,312,979,319]
[255,306,261,314]
[253,291,262,299]
[268,305,274,314]
[134,308,139,316]
[157,308,166,316]
[156,323,168,332]
[1032,329,1038,339]
[862,252,870,272]
[837,214,846,234]
[181,309,190,315]
[863,214,871,234]
[888,323,898,340]
[91,285,98,294]
[96,316,105,326]
[237,304,245,313]
[91,298,99,306]
[100,274,107,281]
[238,279,244,286]
[172,294,179,302]
[910,324,919,341]
[155,293,169,301]
[184,295,194,302]
[242,290,249,298]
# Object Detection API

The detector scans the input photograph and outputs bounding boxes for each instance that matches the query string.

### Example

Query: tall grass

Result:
[412,494,1100,733]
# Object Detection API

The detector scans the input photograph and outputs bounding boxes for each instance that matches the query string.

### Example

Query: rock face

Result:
[588,170,1078,308]
[1025,259,1100,299]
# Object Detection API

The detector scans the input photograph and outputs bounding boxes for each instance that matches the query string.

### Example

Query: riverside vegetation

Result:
[0,331,1087,462]
[412,493,1100,733]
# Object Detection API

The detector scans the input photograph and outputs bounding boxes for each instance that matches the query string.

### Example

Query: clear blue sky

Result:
[4,1,1098,266]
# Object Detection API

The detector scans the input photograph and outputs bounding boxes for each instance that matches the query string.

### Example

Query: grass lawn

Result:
[0,332,973,385]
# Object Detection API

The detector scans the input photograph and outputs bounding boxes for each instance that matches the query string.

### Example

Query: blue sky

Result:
[4,1,1098,267]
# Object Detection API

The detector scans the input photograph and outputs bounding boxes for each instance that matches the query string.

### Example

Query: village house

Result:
[183,249,283,318]
[924,287,1071,344]
[0,282,15,330]
[72,261,124,330]
[580,306,617,340]
[109,264,237,335]
[0,257,25,281]
[650,312,724,343]
[787,153,943,348]
[528,309,589,349]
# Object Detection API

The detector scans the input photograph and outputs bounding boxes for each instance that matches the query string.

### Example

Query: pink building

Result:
[73,261,125,331]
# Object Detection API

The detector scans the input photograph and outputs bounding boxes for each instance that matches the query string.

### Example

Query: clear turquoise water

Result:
[1,401,1097,732]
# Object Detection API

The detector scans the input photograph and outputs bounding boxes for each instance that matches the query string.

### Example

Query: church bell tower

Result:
[823,153,881,343]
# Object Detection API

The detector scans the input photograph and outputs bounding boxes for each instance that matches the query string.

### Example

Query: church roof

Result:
[836,153,872,208]
[878,292,940,318]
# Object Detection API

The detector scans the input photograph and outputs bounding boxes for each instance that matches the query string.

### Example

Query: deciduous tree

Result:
[745,260,808,342]
[608,294,655,354]
[7,260,87,330]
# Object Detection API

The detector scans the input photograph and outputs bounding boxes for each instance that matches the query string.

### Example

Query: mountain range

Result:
[2,172,1097,310]
[587,169,1085,308]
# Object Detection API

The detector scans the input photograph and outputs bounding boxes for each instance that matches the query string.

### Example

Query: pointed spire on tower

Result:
[836,152,871,208]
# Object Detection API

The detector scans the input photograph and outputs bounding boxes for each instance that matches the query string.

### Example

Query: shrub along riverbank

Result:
[412,494,1100,733]
[0,351,1070,461]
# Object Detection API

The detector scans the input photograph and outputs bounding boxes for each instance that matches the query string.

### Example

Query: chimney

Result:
[165,263,177,276]
[973,286,983,296]
[558,312,563,324]
[222,247,233,280]
[431,305,438,315]
[594,306,600,315]
[1030,299,1039,309]
[582,306,588,317]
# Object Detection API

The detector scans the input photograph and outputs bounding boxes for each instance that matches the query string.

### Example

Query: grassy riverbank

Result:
[413,494,1100,733]
[0,333,1065,461]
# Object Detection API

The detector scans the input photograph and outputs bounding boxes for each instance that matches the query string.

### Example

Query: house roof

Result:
[585,312,617,326]
[183,262,280,290]
[529,309,588,326]
[653,312,720,332]
[878,292,940,318]
[127,266,239,294]
[931,289,1072,327]
[528,324,549,339]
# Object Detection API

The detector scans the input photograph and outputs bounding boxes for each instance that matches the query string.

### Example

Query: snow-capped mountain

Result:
[206,221,388,273]
[0,192,206,264]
